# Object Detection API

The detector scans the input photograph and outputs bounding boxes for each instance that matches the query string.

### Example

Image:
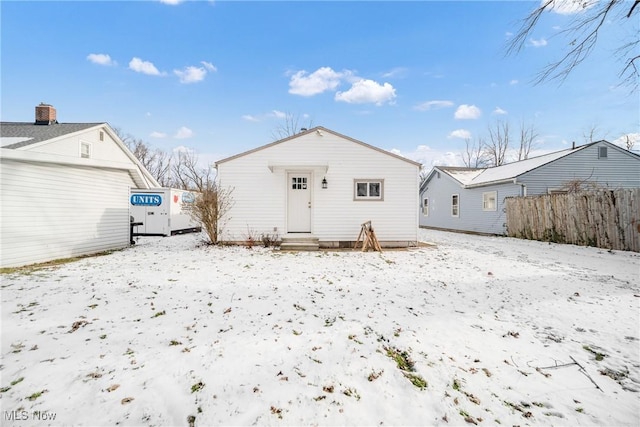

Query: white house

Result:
[420,140,640,235]
[215,126,421,249]
[0,103,159,268]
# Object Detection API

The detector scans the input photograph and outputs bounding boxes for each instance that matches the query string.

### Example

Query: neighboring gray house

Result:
[0,103,159,268]
[420,140,640,235]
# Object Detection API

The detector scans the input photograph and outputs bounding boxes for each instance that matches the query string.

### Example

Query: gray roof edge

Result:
[0,122,105,149]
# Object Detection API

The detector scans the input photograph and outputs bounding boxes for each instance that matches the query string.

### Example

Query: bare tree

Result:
[190,182,234,245]
[271,112,314,140]
[461,137,486,168]
[171,149,215,192]
[518,120,538,161]
[484,120,510,166]
[581,124,608,144]
[113,127,171,186]
[506,0,639,92]
[623,134,636,150]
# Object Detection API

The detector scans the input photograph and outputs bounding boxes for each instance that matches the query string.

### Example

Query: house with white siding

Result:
[420,140,640,235]
[0,103,159,268]
[215,126,421,249]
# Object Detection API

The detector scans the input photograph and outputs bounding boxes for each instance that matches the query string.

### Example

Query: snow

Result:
[1,229,639,426]
[443,147,581,187]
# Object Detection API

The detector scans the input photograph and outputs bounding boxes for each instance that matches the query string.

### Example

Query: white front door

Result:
[287,172,311,233]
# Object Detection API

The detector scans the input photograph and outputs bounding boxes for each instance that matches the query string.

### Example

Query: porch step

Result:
[280,235,320,251]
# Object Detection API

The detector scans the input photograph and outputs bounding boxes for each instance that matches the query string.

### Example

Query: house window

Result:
[99,131,104,141]
[598,146,608,159]
[291,177,307,190]
[422,198,429,216]
[354,180,383,200]
[451,194,459,217]
[80,142,91,158]
[482,191,497,211]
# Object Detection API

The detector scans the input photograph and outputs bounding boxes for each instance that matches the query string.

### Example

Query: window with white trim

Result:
[422,198,429,216]
[80,142,91,158]
[354,180,383,200]
[482,191,497,211]
[451,194,459,217]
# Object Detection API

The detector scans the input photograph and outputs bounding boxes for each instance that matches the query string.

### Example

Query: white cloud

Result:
[174,127,194,139]
[174,61,217,84]
[172,145,193,154]
[201,61,217,72]
[545,0,597,15]
[146,112,152,117]
[382,67,408,78]
[288,67,349,96]
[509,79,519,85]
[493,107,508,115]
[242,115,260,122]
[159,0,184,5]
[395,145,464,168]
[335,79,396,106]
[87,53,116,66]
[150,131,167,138]
[528,38,548,47]
[174,66,206,84]
[129,57,164,76]
[454,104,482,120]
[269,110,287,119]
[448,129,472,139]
[414,100,454,111]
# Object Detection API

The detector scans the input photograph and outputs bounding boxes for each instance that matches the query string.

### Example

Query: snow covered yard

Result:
[1,229,639,427]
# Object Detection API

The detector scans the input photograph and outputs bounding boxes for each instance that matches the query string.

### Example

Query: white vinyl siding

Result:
[0,159,134,268]
[482,191,497,211]
[217,131,419,244]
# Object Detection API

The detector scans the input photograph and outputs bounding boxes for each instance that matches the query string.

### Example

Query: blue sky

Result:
[1,0,638,169]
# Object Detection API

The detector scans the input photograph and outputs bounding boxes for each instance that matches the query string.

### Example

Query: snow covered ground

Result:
[1,229,639,426]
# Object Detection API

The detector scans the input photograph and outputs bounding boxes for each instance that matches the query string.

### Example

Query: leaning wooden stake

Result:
[354,221,382,252]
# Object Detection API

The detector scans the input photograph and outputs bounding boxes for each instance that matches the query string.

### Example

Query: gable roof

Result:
[0,121,160,188]
[0,122,103,149]
[427,140,637,190]
[215,126,422,168]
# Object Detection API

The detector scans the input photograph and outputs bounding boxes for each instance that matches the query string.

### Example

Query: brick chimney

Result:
[35,103,57,125]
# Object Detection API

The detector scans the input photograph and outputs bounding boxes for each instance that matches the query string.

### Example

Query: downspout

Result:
[513,178,527,196]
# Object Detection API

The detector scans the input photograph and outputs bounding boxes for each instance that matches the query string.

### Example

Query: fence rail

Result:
[505,189,640,252]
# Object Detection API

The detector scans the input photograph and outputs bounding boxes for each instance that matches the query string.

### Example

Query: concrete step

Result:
[280,236,320,251]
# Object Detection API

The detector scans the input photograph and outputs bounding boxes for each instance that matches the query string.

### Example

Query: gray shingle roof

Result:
[0,122,104,149]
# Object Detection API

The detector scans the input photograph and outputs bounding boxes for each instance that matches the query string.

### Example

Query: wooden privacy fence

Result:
[505,189,640,252]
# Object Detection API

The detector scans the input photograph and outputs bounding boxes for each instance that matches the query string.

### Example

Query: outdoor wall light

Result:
[322,177,328,189]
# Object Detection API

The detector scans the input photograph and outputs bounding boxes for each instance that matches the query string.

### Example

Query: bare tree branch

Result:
[518,120,538,161]
[506,0,639,92]
[271,112,314,141]
[461,137,486,168]
[484,120,510,166]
